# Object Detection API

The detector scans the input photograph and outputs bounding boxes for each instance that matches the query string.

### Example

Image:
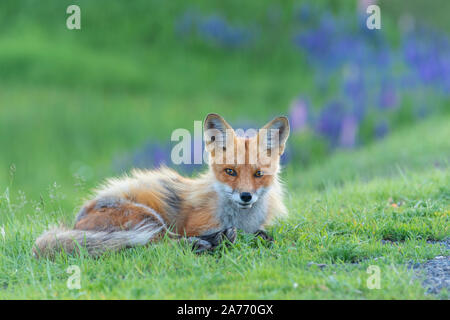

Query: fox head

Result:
[203,113,290,210]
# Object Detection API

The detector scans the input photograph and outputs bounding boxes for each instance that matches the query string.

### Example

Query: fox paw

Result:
[187,237,213,254]
[222,227,237,244]
[254,230,274,242]
[199,227,237,248]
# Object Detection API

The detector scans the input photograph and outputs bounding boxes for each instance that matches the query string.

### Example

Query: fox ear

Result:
[203,113,234,152]
[259,116,290,155]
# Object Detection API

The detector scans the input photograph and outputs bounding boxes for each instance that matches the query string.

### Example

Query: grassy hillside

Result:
[1,115,448,299]
[1,0,449,201]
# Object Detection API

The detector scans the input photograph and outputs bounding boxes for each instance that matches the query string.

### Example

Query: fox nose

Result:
[240,192,252,203]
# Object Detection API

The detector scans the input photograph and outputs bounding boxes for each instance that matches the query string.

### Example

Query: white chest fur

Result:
[213,182,269,233]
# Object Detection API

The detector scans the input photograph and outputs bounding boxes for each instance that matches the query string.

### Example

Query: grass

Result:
[1,115,448,299]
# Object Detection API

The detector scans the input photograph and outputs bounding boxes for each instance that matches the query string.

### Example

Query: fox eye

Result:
[254,170,263,178]
[224,168,237,176]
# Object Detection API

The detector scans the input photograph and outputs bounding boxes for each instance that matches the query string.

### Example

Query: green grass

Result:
[1,115,448,299]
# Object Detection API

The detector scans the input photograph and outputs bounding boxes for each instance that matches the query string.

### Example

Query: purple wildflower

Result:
[339,115,358,148]
[293,13,336,65]
[132,142,171,169]
[316,101,346,145]
[198,15,252,48]
[289,98,309,132]
[378,80,398,109]
[343,64,365,99]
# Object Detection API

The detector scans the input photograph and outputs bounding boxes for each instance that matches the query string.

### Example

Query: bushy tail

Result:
[33,222,168,259]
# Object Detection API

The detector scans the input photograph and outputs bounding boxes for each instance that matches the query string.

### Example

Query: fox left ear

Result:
[203,113,234,153]
[259,116,290,155]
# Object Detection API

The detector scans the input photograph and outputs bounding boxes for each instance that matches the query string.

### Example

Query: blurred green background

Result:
[0,0,449,212]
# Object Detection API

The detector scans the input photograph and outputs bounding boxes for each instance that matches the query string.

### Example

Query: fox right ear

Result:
[203,113,234,153]
[259,116,290,155]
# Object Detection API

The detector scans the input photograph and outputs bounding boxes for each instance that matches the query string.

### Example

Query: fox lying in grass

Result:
[34,113,290,258]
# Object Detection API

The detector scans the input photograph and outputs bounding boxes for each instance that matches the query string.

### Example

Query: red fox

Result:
[33,113,290,258]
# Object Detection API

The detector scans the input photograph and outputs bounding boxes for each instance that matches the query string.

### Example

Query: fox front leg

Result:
[254,229,274,242]
[187,227,237,254]
[199,227,237,247]
[185,237,213,254]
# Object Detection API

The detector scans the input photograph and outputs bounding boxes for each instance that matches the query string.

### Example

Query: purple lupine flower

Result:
[420,54,442,84]
[399,73,419,90]
[132,142,171,169]
[152,145,168,167]
[352,102,367,122]
[294,11,385,71]
[316,101,346,145]
[293,29,328,58]
[343,64,364,99]
[289,98,309,132]
[403,34,420,67]
[342,64,367,121]
[378,80,398,109]
[441,54,450,93]
[341,64,367,121]
[375,46,391,67]
[198,15,228,40]
[198,15,252,48]
[339,115,358,148]
[403,30,450,86]
[293,13,336,65]
[336,36,366,65]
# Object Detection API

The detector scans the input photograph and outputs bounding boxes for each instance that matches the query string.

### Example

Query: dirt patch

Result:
[409,239,449,295]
